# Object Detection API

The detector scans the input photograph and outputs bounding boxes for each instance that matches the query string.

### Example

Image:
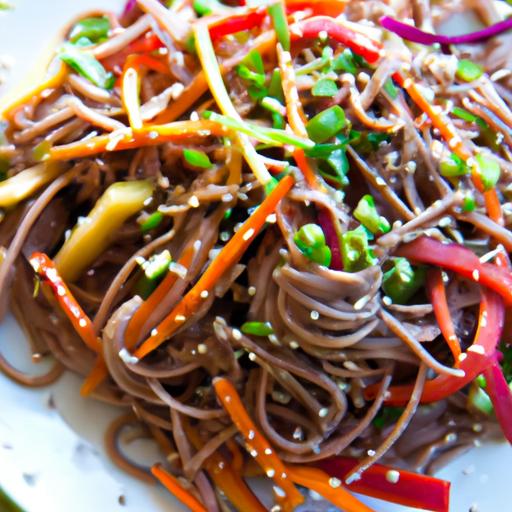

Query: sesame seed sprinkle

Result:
[266,469,276,478]
[310,310,320,320]
[386,470,400,484]
[243,228,255,241]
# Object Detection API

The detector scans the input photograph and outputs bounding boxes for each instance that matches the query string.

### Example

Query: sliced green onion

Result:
[268,68,285,102]
[241,321,274,336]
[140,211,164,233]
[32,140,52,162]
[305,142,347,158]
[372,406,404,429]
[439,153,468,177]
[69,16,110,44]
[183,148,213,168]
[193,0,229,16]
[237,65,266,88]
[312,78,338,97]
[321,148,349,187]
[296,47,333,76]
[462,194,476,212]
[468,383,493,416]
[475,153,500,191]
[294,223,332,267]
[341,226,377,273]
[332,49,357,74]
[456,59,484,82]
[382,257,425,304]
[271,112,285,129]
[306,105,346,144]
[452,106,488,129]
[476,374,487,389]
[268,2,290,52]
[383,78,398,99]
[354,194,390,234]
[261,96,285,115]
[134,250,172,299]
[203,111,314,149]
[59,43,114,89]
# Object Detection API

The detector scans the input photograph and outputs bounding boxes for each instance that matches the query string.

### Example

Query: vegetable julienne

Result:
[2,0,512,511]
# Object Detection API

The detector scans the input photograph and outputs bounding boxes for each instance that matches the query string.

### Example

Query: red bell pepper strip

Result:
[317,457,450,512]
[29,252,101,353]
[317,208,343,270]
[426,268,461,363]
[209,9,267,41]
[483,356,512,444]
[395,236,512,305]
[293,17,383,64]
[365,287,505,405]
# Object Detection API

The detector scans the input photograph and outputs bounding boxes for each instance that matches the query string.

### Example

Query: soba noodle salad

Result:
[1,0,512,510]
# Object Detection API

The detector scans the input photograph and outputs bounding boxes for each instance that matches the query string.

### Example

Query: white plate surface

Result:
[0,2,511,511]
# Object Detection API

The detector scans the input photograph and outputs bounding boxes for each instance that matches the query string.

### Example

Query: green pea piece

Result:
[306,106,346,143]
[183,149,213,169]
[341,226,377,272]
[382,257,425,304]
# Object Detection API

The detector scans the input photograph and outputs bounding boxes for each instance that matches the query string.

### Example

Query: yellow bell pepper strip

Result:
[29,253,101,353]
[213,377,304,511]
[133,174,294,360]
[194,22,274,188]
[0,162,63,209]
[151,464,207,512]
[49,120,228,161]
[54,180,154,282]
[286,466,376,512]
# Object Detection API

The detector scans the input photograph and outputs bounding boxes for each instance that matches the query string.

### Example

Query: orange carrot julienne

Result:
[151,463,207,512]
[185,421,266,512]
[80,358,107,396]
[29,252,101,353]
[286,465,376,512]
[293,148,322,190]
[49,120,227,160]
[134,175,294,359]
[426,268,461,363]
[213,377,304,511]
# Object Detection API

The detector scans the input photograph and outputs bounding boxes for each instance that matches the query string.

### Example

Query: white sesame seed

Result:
[189,111,199,121]
[248,352,257,361]
[266,469,276,478]
[197,343,208,354]
[289,341,299,350]
[248,286,256,296]
[118,348,139,365]
[376,177,386,186]
[310,310,320,320]
[468,344,485,355]
[151,328,158,337]
[169,262,187,279]
[382,296,392,306]
[353,295,370,311]
[329,477,341,488]
[232,329,242,340]
[472,269,480,281]
[78,318,87,328]
[200,290,209,299]
[248,430,255,440]
[250,449,258,457]
[367,449,376,457]
[458,353,467,362]
[318,30,328,41]
[175,314,186,323]
[293,427,303,440]
[273,486,286,498]
[220,231,230,242]
[445,432,458,443]
[266,213,277,223]
[222,193,234,202]
[385,470,400,484]
[264,448,272,455]
[472,423,483,433]
[188,195,200,208]
[318,407,329,418]
[268,334,281,346]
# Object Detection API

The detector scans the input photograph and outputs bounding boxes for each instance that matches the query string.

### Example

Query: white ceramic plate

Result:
[0,2,511,511]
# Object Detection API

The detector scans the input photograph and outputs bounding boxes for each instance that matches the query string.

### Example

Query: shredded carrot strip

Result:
[29,253,101,353]
[293,148,322,190]
[185,421,266,512]
[0,62,68,119]
[426,268,461,364]
[393,72,504,226]
[49,120,227,160]
[287,466,376,512]
[134,175,294,359]
[213,377,304,511]
[277,43,308,137]
[151,464,207,512]
[81,246,196,395]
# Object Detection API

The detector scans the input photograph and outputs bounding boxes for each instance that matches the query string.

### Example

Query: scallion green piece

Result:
[140,211,164,233]
[134,250,172,299]
[341,226,377,273]
[268,68,285,102]
[383,78,398,99]
[462,194,476,212]
[468,383,493,416]
[382,257,425,304]
[183,148,213,168]
[456,59,484,82]
[306,105,346,143]
[332,49,357,74]
[312,78,338,97]
[193,0,229,15]
[354,194,391,235]
[241,321,274,336]
[439,153,468,177]
[69,16,110,44]
[59,43,114,89]
[32,140,52,162]
[268,2,290,52]
[475,153,500,190]
[294,223,332,267]
[452,106,488,129]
